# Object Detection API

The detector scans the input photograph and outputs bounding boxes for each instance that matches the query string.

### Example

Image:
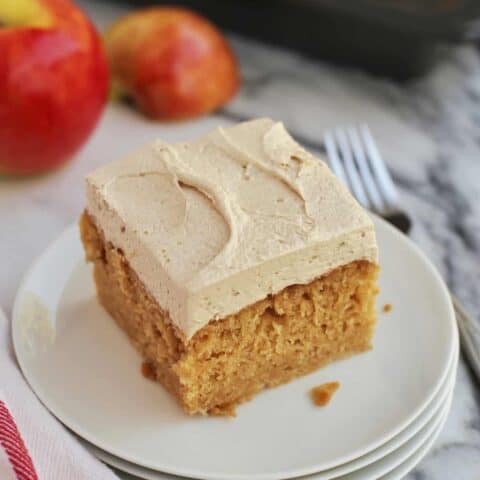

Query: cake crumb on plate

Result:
[141,361,156,381]
[310,382,340,407]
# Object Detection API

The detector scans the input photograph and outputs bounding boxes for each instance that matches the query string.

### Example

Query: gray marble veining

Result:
[1,1,479,478]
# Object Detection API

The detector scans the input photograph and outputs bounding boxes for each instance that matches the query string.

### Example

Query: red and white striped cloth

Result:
[0,307,118,480]
[0,400,37,480]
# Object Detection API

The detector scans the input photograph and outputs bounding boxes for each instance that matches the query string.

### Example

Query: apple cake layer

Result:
[81,212,378,416]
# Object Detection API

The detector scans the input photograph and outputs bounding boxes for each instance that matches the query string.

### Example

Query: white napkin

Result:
[0,307,119,480]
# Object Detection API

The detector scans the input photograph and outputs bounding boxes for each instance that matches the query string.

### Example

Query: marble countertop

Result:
[1,1,479,478]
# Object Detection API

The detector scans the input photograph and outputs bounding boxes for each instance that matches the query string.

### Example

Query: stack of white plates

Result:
[13,216,458,480]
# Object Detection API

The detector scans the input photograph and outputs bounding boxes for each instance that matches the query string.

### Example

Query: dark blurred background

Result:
[105,0,480,80]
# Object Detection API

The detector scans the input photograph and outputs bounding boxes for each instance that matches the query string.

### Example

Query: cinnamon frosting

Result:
[85,118,378,339]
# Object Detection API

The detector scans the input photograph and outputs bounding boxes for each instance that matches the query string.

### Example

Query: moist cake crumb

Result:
[382,303,393,313]
[209,403,237,417]
[310,382,340,407]
[141,361,156,381]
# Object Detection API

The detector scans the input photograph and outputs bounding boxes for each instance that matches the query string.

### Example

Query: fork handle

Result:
[454,295,480,381]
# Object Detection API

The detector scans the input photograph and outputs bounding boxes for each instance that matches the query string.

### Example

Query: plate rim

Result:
[81,344,458,480]
[86,401,452,480]
[353,385,453,480]
[378,399,450,480]
[12,215,458,480]
[374,383,453,480]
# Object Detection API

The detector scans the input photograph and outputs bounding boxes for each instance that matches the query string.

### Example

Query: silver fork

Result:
[324,125,480,382]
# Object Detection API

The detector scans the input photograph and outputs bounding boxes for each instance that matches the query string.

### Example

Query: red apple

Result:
[0,0,109,175]
[104,7,240,120]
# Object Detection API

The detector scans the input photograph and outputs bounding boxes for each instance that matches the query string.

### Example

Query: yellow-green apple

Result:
[104,7,239,120]
[0,0,109,175]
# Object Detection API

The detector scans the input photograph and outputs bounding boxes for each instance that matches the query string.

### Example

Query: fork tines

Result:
[323,125,399,215]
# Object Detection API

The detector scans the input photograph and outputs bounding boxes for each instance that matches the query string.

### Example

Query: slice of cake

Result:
[80,118,379,416]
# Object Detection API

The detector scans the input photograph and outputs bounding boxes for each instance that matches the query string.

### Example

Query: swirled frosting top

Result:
[86,118,378,339]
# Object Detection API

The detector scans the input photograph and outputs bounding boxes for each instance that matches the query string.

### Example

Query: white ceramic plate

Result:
[85,387,453,480]
[81,345,457,480]
[334,379,452,480]
[106,414,450,480]
[378,411,447,480]
[12,216,457,480]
